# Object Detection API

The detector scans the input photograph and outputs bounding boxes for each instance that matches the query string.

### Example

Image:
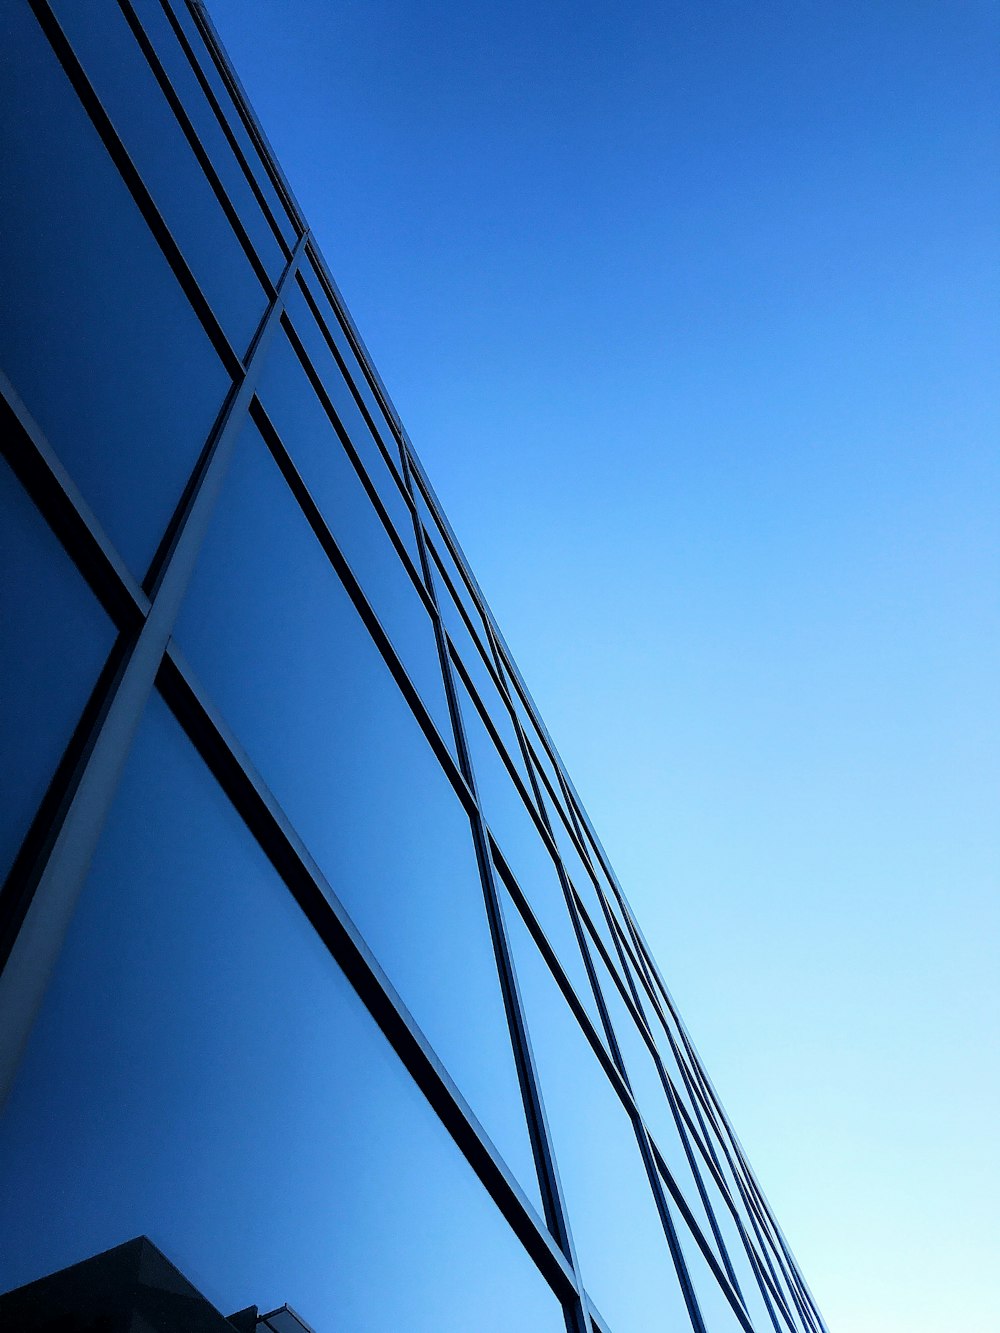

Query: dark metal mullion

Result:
[304,239,410,461]
[294,271,408,489]
[620,948,785,1332]
[396,452,589,1333]
[0,232,306,1108]
[484,624,711,1309]
[582,912,750,1330]
[276,318,429,611]
[181,0,303,246]
[155,647,580,1316]
[116,0,274,294]
[251,404,463,800]
[596,901,746,1304]
[0,374,147,630]
[596,916,747,1305]
[29,0,240,379]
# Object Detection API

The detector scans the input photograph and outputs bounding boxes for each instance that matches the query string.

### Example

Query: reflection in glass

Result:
[257,331,451,743]
[0,6,231,578]
[457,678,602,1034]
[505,901,692,1333]
[50,0,268,356]
[129,0,293,269]
[588,943,724,1273]
[282,281,418,562]
[0,459,117,883]
[0,698,564,1332]
[177,426,537,1203]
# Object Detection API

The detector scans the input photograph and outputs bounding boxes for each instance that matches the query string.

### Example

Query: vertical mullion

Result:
[397,451,590,1333]
[0,234,308,1107]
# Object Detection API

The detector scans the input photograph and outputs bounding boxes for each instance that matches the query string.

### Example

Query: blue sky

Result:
[208,2,999,1328]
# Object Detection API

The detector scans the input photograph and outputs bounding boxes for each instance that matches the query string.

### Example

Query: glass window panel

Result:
[700,1169,779,1333]
[505,903,692,1333]
[456,678,602,1035]
[282,281,418,562]
[50,0,268,356]
[434,568,533,796]
[0,459,117,883]
[130,0,294,267]
[257,333,451,746]
[416,487,494,648]
[177,426,537,1203]
[0,7,231,578]
[542,786,619,964]
[666,1193,748,1333]
[302,262,400,463]
[589,943,723,1270]
[0,697,564,1332]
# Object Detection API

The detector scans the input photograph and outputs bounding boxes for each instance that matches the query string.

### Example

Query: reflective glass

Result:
[177,426,537,1202]
[0,459,117,883]
[130,0,293,268]
[543,788,619,965]
[257,331,451,744]
[302,261,400,463]
[588,944,723,1269]
[504,902,692,1333]
[457,678,602,1034]
[0,697,564,1332]
[666,1194,748,1333]
[50,0,268,356]
[282,281,419,562]
[700,1169,779,1333]
[0,7,231,577]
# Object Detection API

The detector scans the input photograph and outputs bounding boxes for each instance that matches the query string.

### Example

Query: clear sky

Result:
[206,3,999,1328]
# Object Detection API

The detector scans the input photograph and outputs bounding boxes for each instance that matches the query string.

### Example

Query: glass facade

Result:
[0,5,827,1331]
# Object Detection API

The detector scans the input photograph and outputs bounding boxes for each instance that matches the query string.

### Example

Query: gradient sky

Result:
[206,3,999,1329]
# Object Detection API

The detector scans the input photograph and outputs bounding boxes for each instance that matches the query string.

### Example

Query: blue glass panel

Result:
[589,945,723,1270]
[302,261,401,467]
[50,0,268,356]
[257,331,451,745]
[668,1197,748,1333]
[504,901,692,1333]
[0,697,564,1332]
[0,459,117,883]
[130,0,294,267]
[282,280,419,563]
[0,7,231,578]
[457,678,602,1034]
[700,1169,779,1333]
[544,789,619,964]
[177,426,538,1204]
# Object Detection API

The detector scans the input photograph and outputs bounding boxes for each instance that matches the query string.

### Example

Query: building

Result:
[0,3,827,1330]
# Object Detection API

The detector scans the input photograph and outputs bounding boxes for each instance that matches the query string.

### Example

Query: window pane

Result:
[0,459,117,883]
[177,425,537,1204]
[131,0,294,268]
[0,697,564,1332]
[50,0,268,356]
[0,7,231,577]
[666,1194,748,1333]
[302,261,400,463]
[257,331,451,745]
[282,280,418,562]
[505,902,692,1333]
[457,678,602,1034]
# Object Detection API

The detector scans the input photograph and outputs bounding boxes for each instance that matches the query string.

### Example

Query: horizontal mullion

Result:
[157,646,580,1311]
[30,0,241,380]
[117,0,276,294]
[0,371,148,631]
[253,402,470,810]
[277,317,428,606]
[180,0,302,247]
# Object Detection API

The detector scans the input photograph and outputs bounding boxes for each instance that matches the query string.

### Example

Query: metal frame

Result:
[0,3,827,1330]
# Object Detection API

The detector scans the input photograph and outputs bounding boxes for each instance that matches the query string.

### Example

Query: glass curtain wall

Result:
[0,4,827,1332]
